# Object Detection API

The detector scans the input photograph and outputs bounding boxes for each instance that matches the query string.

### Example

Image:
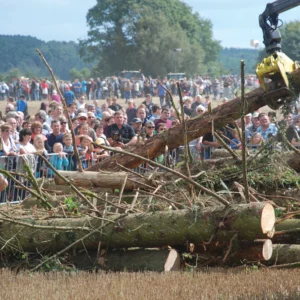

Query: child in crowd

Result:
[249,132,263,149]
[48,142,69,178]
[62,133,76,171]
[77,135,93,169]
[230,129,242,150]
[33,134,48,178]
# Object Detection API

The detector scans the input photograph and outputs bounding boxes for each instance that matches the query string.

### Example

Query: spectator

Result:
[183,98,193,117]
[19,129,36,154]
[35,110,51,135]
[31,121,47,143]
[256,113,278,141]
[59,117,69,134]
[131,118,143,134]
[77,95,86,109]
[7,117,19,142]
[62,133,76,171]
[149,105,161,122]
[142,94,153,118]
[77,135,93,169]
[16,94,28,117]
[47,143,69,177]
[109,96,123,112]
[34,134,48,178]
[136,106,147,126]
[145,121,156,138]
[154,107,172,130]
[106,111,137,148]
[87,112,96,128]
[0,124,18,156]
[51,90,61,103]
[248,112,260,134]
[248,132,263,149]
[67,103,77,119]
[126,99,137,125]
[229,129,242,150]
[46,120,64,153]
[94,137,110,161]
[46,105,63,127]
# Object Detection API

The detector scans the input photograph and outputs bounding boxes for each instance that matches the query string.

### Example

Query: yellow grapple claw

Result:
[256,51,299,90]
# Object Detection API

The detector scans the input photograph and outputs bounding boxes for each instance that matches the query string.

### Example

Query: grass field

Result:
[0,268,299,299]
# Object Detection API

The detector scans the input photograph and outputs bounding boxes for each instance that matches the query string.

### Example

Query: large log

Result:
[0,202,274,253]
[88,69,300,172]
[54,170,156,190]
[105,248,181,272]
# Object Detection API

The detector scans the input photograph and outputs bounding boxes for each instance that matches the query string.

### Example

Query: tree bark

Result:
[54,171,156,190]
[87,70,300,171]
[104,248,181,272]
[0,202,274,253]
[269,244,300,265]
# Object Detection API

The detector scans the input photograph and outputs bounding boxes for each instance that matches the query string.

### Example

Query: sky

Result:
[0,0,300,49]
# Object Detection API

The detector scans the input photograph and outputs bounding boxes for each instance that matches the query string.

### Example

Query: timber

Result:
[54,170,156,190]
[0,202,274,253]
[105,248,181,272]
[87,69,300,172]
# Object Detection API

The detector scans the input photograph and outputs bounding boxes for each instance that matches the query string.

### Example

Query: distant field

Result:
[0,268,299,299]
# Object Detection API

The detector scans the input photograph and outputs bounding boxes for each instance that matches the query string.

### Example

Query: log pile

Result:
[2,68,300,272]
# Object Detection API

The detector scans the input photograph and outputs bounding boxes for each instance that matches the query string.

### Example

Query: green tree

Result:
[80,0,221,77]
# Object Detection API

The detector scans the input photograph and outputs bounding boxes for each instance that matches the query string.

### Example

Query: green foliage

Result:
[0,35,93,80]
[69,67,91,81]
[218,48,260,75]
[64,196,79,213]
[80,0,221,77]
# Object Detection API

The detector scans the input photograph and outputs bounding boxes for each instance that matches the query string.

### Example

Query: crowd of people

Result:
[0,73,298,182]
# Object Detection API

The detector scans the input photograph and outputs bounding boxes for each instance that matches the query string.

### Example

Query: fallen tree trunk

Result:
[209,149,300,173]
[104,248,181,272]
[87,70,300,171]
[0,202,274,253]
[269,244,300,265]
[54,171,156,190]
[273,219,300,244]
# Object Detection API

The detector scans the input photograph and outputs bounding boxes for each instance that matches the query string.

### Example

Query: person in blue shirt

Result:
[158,81,167,107]
[63,86,75,105]
[47,142,69,178]
[16,94,28,116]
[256,113,278,141]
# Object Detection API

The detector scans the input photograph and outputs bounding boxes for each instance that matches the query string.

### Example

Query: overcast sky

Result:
[0,0,299,48]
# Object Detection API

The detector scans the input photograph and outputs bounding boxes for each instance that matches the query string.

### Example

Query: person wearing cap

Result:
[106,111,137,148]
[248,112,261,134]
[94,137,110,161]
[131,118,143,134]
[64,85,75,106]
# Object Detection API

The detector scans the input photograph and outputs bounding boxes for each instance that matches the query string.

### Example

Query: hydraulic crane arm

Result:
[259,0,300,53]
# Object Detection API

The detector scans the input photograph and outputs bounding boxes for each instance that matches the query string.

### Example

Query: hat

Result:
[95,137,106,145]
[132,118,142,123]
[252,112,259,118]
[77,112,88,119]
[52,90,57,94]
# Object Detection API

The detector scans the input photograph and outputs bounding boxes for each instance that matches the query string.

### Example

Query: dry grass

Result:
[0,268,299,300]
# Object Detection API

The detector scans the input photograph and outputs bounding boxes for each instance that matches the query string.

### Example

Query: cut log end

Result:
[262,239,273,261]
[164,249,181,271]
[261,203,276,235]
